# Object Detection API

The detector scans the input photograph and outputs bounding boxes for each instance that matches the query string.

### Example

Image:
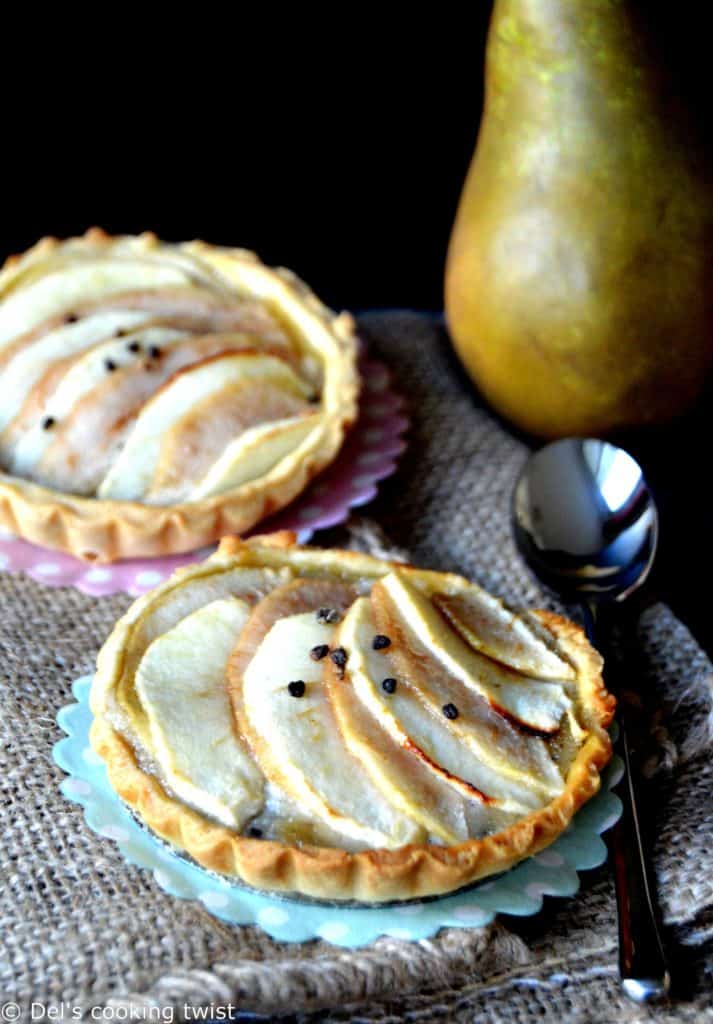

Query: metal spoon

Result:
[513,437,670,1003]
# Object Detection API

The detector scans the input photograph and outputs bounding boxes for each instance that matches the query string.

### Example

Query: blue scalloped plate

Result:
[55,675,622,947]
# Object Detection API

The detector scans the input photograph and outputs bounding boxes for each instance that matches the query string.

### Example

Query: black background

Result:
[1,18,492,313]
[2,7,710,656]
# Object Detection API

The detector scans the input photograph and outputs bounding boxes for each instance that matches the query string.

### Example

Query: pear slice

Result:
[97,352,311,502]
[92,558,294,753]
[432,589,575,680]
[240,612,423,850]
[230,580,424,849]
[17,331,300,497]
[378,572,575,736]
[0,259,193,350]
[228,577,359,704]
[372,573,565,798]
[73,286,292,350]
[332,598,540,812]
[0,310,152,434]
[189,414,321,500]
[326,666,471,843]
[325,599,532,844]
[135,597,264,829]
[148,391,313,505]
[7,327,191,482]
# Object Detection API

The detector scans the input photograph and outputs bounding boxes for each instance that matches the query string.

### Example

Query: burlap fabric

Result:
[1,313,711,1022]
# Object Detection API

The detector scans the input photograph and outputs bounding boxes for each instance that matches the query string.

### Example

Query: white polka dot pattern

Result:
[35,562,61,575]
[135,570,163,587]
[258,906,290,928]
[201,890,230,910]
[317,921,349,942]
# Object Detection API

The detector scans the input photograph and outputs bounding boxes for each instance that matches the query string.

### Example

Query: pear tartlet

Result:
[0,231,358,561]
[89,532,615,903]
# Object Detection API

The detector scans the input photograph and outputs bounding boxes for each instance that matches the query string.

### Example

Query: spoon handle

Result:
[613,718,671,1001]
[583,605,670,1003]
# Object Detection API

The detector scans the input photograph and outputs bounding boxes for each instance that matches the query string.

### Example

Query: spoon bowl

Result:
[513,437,658,603]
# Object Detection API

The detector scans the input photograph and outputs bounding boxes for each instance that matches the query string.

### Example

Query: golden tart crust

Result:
[89,532,615,903]
[0,230,358,562]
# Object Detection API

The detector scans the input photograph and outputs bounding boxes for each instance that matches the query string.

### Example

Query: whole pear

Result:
[445,0,713,438]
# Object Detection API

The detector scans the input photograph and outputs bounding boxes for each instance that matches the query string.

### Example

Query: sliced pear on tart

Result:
[148,389,314,505]
[325,598,530,843]
[432,586,575,680]
[97,351,311,503]
[135,597,263,829]
[189,414,322,500]
[334,598,541,809]
[371,573,567,797]
[6,326,192,486]
[325,660,472,843]
[13,330,302,497]
[72,286,293,350]
[230,580,424,849]
[377,572,576,734]
[0,258,193,351]
[0,310,153,433]
[91,551,295,751]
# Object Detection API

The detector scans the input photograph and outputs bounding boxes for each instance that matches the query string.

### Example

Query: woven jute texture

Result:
[1,312,712,1022]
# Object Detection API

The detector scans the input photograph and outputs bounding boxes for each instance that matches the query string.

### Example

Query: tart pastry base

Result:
[90,533,615,904]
